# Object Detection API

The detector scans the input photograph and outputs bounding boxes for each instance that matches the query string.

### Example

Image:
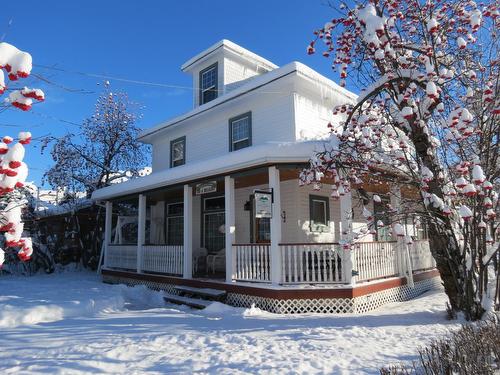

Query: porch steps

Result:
[164,286,228,309]
[174,285,227,301]
[163,293,213,309]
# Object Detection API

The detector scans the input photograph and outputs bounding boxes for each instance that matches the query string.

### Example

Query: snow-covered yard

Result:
[0,271,460,374]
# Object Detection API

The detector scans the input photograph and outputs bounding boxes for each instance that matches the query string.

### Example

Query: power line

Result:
[34,63,293,95]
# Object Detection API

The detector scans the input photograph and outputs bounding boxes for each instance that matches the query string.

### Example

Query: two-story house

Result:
[92,40,439,314]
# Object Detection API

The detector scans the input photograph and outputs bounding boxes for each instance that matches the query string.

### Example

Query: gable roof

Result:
[181,39,278,72]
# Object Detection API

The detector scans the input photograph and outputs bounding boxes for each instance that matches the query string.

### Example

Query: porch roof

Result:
[91,140,331,201]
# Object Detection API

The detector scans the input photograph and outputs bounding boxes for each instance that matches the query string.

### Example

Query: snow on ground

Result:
[0,271,460,374]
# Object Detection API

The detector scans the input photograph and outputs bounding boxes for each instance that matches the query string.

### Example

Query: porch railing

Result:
[353,241,399,282]
[408,240,436,271]
[106,244,137,270]
[233,244,271,282]
[142,245,183,275]
[280,243,347,284]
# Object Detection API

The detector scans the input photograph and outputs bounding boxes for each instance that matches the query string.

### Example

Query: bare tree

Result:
[45,82,149,197]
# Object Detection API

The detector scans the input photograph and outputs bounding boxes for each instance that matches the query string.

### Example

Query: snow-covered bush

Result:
[380,318,500,374]
[0,42,44,268]
[304,1,499,319]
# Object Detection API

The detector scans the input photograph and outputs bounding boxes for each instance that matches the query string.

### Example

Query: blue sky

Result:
[1,0,353,188]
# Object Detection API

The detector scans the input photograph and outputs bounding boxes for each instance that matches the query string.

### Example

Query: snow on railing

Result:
[142,245,183,276]
[408,240,436,271]
[353,241,399,282]
[106,245,137,270]
[232,244,270,282]
[280,243,347,284]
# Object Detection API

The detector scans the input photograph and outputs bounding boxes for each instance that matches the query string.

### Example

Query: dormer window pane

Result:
[229,112,252,151]
[200,64,218,105]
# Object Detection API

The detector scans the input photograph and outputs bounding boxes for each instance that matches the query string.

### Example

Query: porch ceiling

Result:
[92,141,325,201]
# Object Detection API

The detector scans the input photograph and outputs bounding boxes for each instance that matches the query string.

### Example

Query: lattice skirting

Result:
[102,274,441,314]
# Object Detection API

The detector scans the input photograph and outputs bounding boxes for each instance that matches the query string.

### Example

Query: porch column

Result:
[390,185,405,277]
[137,194,146,273]
[224,176,235,283]
[268,166,282,285]
[183,184,193,279]
[103,201,113,269]
[340,189,354,284]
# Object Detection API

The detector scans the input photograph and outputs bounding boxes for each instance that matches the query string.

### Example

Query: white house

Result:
[92,40,439,313]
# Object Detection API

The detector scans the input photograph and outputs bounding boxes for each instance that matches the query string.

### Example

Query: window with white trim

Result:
[229,112,252,151]
[170,136,185,168]
[309,195,330,232]
[199,63,218,105]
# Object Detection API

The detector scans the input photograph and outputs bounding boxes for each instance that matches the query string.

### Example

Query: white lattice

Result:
[102,273,441,314]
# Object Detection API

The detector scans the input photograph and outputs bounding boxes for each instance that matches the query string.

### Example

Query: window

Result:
[229,112,252,151]
[204,196,225,211]
[170,136,186,168]
[166,202,183,246]
[199,63,218,105]
[374,195,392,241]
[309,195,330,232]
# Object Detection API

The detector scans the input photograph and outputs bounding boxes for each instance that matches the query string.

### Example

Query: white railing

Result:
[233,244,270,282]
[106,245,137,270]
[354,241,399,282]
[142,245,183,275]
[409,240,436,271]
[280,243,347,284]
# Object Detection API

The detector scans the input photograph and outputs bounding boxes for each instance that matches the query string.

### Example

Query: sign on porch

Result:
[195,181,217,195]
[254,190,272,218]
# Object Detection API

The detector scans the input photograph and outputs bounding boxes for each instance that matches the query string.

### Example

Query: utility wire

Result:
[34,63,315,95]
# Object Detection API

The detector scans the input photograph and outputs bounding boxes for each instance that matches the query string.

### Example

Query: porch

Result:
[103,239,436,286]
[99,163,435,286]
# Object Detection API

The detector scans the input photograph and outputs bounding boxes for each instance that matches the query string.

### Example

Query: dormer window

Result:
[199,63,218,105]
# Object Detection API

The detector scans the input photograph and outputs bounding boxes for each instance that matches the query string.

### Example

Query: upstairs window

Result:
[199,63,218,105]
[170,136,186,168]
[309,195,330,232]
[229,112,252,151]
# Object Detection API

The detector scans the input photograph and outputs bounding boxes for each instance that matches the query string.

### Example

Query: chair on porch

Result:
[193,247,208,274]
[207,248,225,274]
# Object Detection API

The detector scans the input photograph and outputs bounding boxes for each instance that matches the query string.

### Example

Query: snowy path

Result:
[0,271,459,374]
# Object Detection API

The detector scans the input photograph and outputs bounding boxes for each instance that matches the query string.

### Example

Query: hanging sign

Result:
[195,181,217,195]
[254,190,273,218]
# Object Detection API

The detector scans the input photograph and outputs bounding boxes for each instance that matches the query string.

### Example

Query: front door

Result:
[203,212,225,252]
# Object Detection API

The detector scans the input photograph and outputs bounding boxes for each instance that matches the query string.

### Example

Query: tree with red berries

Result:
[303,0,499,319]
[0,42,44,268]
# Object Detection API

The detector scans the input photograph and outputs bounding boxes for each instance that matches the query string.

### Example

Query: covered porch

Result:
[100,164,436,287]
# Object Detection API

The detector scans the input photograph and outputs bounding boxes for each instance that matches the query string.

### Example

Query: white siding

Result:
[151,85,296,172]
[223,57,262,94]
[294,93,335,140]
[231,180,341,245]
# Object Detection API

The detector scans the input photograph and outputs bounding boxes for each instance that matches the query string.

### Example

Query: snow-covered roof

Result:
[181,39,278,72]
[139,61,356,142]
[91,140,331,201]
